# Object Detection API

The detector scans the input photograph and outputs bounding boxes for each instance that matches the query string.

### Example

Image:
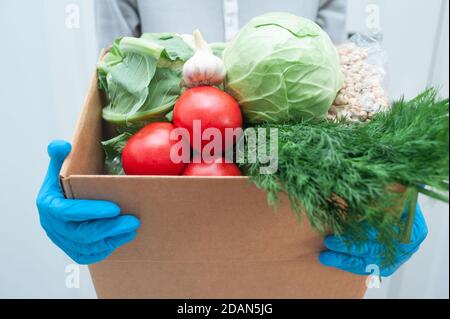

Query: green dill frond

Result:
[242,88,449,266]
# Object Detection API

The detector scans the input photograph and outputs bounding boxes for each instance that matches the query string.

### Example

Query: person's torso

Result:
[136,0,321,42]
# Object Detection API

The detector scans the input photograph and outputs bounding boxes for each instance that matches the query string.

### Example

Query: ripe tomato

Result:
[182,157,242,176]
[173,86,242,152]
[122,122,186,175]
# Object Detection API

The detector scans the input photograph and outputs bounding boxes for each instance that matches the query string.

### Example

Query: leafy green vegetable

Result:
[98,38,124,92]
[242,89,449,265]
[223,12,343,124]
[98,33,194,127]
[101,133,133,175]
[102,59,182,125]
[141,33,194,61]
[102,53,157,124]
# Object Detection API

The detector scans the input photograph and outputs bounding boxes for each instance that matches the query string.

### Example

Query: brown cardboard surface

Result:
[60,73,368,299]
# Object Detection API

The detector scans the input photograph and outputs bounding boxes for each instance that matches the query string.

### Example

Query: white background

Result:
[0,0,448,298]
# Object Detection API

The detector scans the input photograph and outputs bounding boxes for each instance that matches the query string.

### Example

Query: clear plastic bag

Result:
[329,33,390,122]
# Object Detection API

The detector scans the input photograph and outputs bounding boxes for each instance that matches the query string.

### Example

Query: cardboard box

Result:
[60,74,368,299]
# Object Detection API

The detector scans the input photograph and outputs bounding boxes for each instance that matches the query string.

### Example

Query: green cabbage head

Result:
[223,12,343,123]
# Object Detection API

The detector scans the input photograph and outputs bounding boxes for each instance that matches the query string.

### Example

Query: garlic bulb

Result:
[182,30,226,88]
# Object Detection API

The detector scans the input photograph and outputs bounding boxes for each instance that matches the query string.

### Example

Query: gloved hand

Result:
[319,204,428,277]
[36,140,140,265]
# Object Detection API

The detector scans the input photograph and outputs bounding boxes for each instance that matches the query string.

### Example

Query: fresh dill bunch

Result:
[242,89,449,266]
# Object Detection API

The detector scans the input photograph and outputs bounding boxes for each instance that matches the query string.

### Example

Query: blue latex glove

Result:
[319,205,428,277]
[36,140,140,265]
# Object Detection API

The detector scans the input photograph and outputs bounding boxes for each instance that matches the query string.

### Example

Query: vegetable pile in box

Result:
[98,12,449,266]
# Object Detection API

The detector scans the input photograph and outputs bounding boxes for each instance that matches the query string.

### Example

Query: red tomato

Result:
[182,157,242,177]
[173,86,243,152]
[122,122,185,175]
